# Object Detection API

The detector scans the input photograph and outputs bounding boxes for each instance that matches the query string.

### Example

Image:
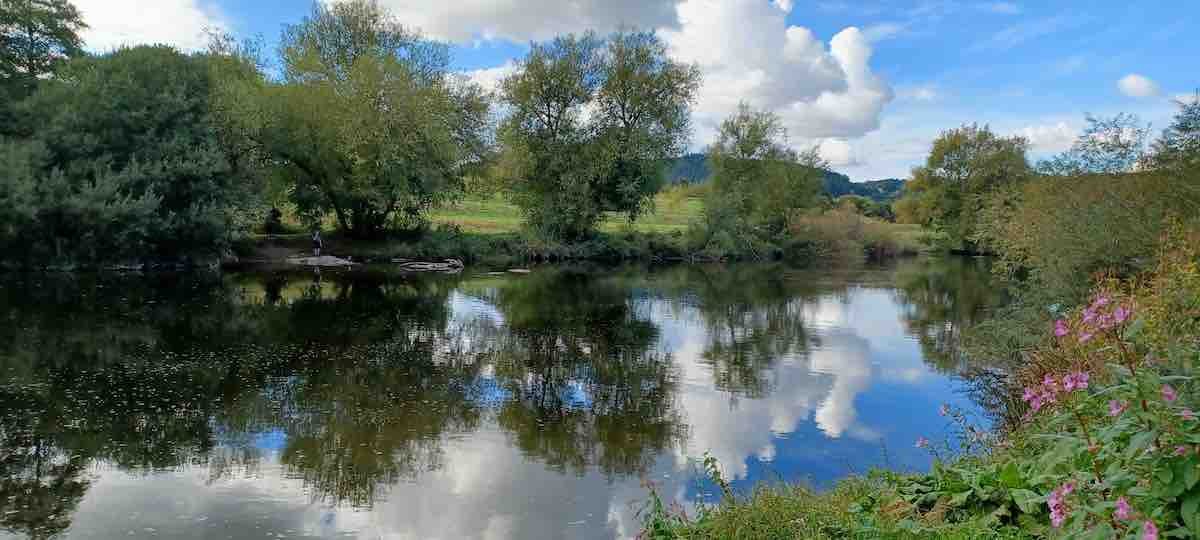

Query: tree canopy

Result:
[234,0,491,239]
[1036,113,1150,176]
[1,45,262,266]
[497,30,701,240]
[0,0,86,134]
[694,103,825,257]
[893,124,1029,252]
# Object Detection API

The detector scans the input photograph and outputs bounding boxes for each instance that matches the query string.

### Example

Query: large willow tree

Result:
[251,0,490,239]
[497,31,701,240]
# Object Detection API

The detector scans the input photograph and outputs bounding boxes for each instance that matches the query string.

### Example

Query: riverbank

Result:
[233,195,930,269]
[641,231,1200,539]
[231,224,929,270]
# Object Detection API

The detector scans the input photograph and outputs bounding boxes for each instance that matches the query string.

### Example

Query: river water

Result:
[0,258,998,539]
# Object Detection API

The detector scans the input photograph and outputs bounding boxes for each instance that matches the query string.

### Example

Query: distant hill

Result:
[666,153,710,184]
[822,171,906,202]
[665,153,906,203]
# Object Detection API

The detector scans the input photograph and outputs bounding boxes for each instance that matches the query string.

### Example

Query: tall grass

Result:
[788,208,928,262]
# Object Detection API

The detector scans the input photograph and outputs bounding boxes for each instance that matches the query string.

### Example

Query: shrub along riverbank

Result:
[642,230,1200,539]
[235,189,931,268]
[641,100,1200,539]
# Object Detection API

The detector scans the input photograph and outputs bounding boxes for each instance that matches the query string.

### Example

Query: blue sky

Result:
[73,0,1200,180]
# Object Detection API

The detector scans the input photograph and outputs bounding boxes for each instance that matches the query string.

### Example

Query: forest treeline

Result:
[0,0,912,268]
[2,0,1198,273]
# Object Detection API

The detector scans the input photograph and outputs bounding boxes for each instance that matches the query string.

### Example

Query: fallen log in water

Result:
[392,258,465,273]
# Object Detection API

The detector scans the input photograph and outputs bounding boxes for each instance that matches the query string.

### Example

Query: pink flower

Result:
[915,436,929,449]
[1162,385,1178,402]
[1181,409,1196,421]
[939,403,951,417]
[1115,497,1133,520]
[1175,446,1190,456]
[1024,387,1048,412]
[1092,295,1111,308]
[1079,331,1095,343]
[1042,374,1059,391]
[1114,305,1132,324]
[1063,371,1090,392]
[1143,521,1159,540]
[1109,400,1129,416]
[1054,319,1069,337]
[1048,481,1076,528]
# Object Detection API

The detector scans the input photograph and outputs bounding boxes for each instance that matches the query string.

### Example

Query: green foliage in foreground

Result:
[644,231,1200,539]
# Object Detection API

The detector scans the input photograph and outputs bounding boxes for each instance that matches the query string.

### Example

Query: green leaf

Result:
[1081,523,1116,540]
[1122,317,1145,340]
[1010,489,1043,514]
[1185,457,1200,490]
[1156,467,1176,496]
[1165,460,1193,497]
[999,462,1022,489]
[1182,492,1200,536]
[1128,431,1158,457]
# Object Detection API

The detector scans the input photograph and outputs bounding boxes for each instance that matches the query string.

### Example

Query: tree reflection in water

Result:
[0,259,998,538]
[891,257,1005,373]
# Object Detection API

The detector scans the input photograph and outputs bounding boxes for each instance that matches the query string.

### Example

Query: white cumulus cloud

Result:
[381,0,892,154]
[1118,74,1161,98]
[74,0,226,51]
[1019,121,1077,153]
[465,61,517,92]
[661,0,892,147]
[819,138,859,166]
[375,0,678,42]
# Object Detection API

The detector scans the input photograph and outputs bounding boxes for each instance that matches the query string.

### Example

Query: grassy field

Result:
[245,185,934,264]
[428,189,705,235]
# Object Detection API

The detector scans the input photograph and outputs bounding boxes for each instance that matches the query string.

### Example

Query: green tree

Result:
[694,103,824,257]
[4,45,262,266]
[1148,93,1200,173]
[896,124,1029,253]
[1037,113,1150,176]
[497,30,701,240]
[242,0,490,239]
[0,0,86,135]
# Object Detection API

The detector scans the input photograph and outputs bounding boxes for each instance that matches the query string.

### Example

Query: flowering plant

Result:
[1011,291,1200,538]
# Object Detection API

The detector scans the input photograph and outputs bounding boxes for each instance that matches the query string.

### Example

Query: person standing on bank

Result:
[312,229,323,257]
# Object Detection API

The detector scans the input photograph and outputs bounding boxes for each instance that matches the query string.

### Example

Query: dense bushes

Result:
[788,207,925,261]
[0,46,263,268]
[975,171,1200,297]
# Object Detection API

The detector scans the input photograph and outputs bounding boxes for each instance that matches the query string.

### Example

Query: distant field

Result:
[428,190,705,234]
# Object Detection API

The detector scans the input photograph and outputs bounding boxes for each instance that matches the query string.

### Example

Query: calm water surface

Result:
[0,259,997,539]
